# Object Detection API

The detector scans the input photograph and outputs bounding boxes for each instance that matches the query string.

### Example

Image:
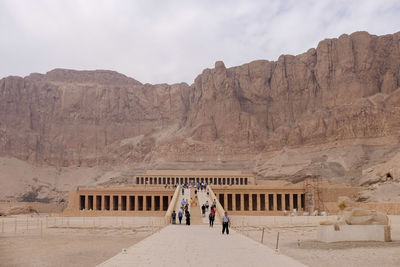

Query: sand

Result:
[231,215,400,267]
[0,215,163,267]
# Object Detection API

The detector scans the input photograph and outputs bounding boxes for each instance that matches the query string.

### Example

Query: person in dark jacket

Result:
[185,210,191,225]
[209,210,215,227]
[171,210,176,224]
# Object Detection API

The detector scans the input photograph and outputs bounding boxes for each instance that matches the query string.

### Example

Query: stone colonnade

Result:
[213,190,306,213]
[136,176,250,185]
[77,192,174,213]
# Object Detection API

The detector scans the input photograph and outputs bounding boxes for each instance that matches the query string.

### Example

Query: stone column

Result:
[289,194,293,211]
[297,194,302,211]
[249,194,253,211]
[257,194,261,211]
[224,194,228,210]
[282,192,286,211]
[232,194,236,211]
[134,196,139,211]
[151,195,155,211]
[273,194,277,211]
[143,195,147,211]
[240,194,244,211]
[101,195,105,210]
[84,195,89,210]
[266,193,269,211]
[118,195,122,211]
[93,196,97,211]
[110,196,114,211]
[127,196,131,211]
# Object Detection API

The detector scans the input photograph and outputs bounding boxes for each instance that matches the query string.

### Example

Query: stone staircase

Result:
[171,187,219,225]
[197,189,220,225]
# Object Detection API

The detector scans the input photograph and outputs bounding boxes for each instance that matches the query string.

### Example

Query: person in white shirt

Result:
[222,212,230,235]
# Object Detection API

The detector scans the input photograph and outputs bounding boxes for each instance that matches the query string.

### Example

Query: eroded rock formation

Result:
[0,31,399,189]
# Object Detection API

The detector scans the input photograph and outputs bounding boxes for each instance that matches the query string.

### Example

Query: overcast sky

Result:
[0,0,399,84]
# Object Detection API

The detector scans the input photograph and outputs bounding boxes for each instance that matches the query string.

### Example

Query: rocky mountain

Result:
[1,31,400,202]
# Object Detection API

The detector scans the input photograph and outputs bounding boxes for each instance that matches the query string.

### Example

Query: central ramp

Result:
[98,225,306,267]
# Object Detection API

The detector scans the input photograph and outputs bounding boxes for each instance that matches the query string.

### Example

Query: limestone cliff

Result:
[0,31,400,184]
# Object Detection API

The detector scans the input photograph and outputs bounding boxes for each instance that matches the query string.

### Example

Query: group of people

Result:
[172,201,191,226]
[172,187,231,235]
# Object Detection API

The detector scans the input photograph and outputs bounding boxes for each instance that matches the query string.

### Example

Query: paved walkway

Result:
[97,225,307,267]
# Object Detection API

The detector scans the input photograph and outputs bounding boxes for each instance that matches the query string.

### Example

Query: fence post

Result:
[261,227,265,244]
[275,232,280,253]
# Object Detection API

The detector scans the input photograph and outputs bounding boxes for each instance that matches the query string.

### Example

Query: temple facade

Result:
[134,170,255,185]
[64,171,362,216]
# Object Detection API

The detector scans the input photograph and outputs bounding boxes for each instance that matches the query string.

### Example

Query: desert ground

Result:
[0,215,164,267]
[1,213,399,266]
[231,215,400,267]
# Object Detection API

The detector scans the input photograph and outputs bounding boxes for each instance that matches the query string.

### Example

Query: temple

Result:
[64,170,363,216]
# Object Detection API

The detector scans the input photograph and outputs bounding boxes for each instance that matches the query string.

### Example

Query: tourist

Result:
[171,210,176,224]
[190,198,194,206]
[205,200,209,211]
[222,211,230,235]
[206,188,210,196]
[182,187,184,195]
[212,199,217,209]
[209,211,215,227]
[201,204,206,217]
[194,196,198,206]
[211,207,216,216]
[194,189,197,195]
[185,210,191,225]
[178,209,183,224]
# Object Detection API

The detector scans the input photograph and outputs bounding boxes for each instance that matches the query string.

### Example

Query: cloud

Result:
[0,0,399,84]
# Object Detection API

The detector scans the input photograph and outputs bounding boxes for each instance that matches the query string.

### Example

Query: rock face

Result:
[0,31,400,174]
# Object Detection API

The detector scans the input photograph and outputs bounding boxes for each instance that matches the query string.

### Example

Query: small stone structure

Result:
[318,225,391,242]
[318,197,391,242]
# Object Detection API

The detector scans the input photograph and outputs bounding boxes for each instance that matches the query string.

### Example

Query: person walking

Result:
[181,198,185,209]
[222,211,230,235]
[205,200,209,211]
[178,209,183,224]
[171,210,177,224]
[209,211,215,227]
[185,210,191,226]
[211,207,216,216]
[201,204,206,217]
